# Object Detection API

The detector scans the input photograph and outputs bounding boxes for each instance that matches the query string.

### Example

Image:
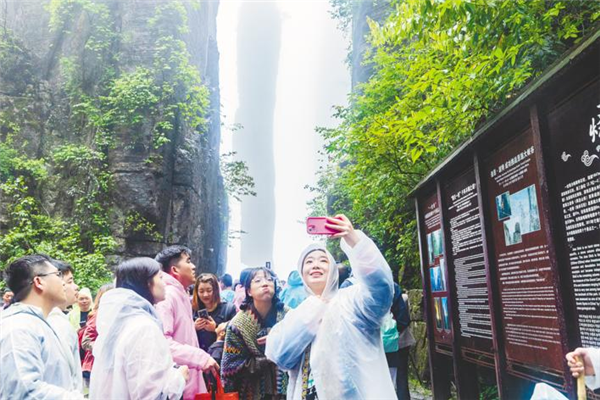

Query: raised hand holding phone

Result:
[326,215,359,248]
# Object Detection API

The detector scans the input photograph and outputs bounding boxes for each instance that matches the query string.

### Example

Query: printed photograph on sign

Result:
[427,229,443,265]
[430,266,446,292]
[510,185,541,235]
[439,258,447,291]
[434,297,443,331]
[503,217,522,246]
[496,191,512,220]
[441,297,450,331]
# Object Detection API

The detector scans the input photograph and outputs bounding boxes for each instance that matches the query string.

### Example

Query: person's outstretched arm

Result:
[329,215,393,329]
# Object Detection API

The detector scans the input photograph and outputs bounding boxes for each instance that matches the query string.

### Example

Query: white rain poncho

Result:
[47,307,83,391]
[89,288,185,400]
[265,230,396,399]
[0,303,84,400]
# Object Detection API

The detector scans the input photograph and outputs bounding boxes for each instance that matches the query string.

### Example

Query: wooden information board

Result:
[444,168,494,357]
[413,32,599,399]
[485,128,563,372]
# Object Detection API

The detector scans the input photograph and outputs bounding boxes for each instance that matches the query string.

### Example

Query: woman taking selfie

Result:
[193,273,237,352]
[221,267,288,400]
[265,215,396,400]
[90,258,188,400]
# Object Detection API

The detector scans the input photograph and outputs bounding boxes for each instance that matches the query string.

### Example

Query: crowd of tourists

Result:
[1,215,597,400]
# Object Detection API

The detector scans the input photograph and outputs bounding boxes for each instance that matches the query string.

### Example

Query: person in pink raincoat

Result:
[155,246,219,400]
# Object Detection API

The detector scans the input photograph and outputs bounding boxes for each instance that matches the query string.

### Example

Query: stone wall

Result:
[407,288,431,384]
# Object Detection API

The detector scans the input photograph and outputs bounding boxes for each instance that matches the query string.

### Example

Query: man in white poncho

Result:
[47,259,83,393]
[0,254,83,400]
[265,215,397,400]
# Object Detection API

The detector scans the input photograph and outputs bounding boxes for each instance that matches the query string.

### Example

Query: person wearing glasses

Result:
[221,267,288,400]
[0,254,84,400]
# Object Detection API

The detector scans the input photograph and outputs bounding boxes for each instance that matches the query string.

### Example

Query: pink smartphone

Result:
[306,217,340,235]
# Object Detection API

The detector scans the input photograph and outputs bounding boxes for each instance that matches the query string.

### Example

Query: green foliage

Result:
[480,384,499,400]
[0,142,47,183]
[124,212,163,242]
[318,0,599,287]
[221,152,257,202]
[0,33,35,93]
[152,35,210,132]
[0,144,114,290]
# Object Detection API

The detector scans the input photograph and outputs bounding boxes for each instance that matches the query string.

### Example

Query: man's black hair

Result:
[6,254,53,302]
[221,273,233,288]
[50,258,74,276]
[154,245,192,273]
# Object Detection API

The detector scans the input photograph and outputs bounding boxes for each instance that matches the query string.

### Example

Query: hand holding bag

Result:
[194,372,239,400]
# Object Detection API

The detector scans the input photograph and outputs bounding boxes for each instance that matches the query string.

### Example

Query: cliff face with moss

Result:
[0,0,226,288]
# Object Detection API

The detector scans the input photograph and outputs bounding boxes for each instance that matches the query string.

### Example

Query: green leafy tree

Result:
[319,0,599,287]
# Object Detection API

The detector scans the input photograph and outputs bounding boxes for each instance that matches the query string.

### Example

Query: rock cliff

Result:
[0,0,227,276]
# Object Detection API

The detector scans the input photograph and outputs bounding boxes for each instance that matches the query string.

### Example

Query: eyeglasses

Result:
[252,277,274,284]
[34,270,63,281]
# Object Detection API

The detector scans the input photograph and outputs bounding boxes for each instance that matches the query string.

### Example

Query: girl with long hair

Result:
[192,273,237,353]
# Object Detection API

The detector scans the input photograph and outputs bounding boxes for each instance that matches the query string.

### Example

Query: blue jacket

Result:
[279,271,307,309]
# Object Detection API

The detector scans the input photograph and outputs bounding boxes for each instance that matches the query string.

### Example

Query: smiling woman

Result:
[192,273,237,353]
[265,215,396,400]
[301,250,331,297]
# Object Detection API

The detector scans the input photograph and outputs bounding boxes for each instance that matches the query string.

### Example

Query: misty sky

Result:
[218,0,350,281]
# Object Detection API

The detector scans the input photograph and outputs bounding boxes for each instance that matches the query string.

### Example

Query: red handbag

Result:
[194,372,239,400]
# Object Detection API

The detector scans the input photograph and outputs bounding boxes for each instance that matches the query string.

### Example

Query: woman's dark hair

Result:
[192,273,220,311]
[115,258,161,305]
[241,267,283,327]
[241,267,281,309]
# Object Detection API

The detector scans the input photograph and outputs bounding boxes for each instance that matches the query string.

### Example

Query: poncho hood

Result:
[286,271,303,287]
[296,243,339,301]
[94,288,161,370]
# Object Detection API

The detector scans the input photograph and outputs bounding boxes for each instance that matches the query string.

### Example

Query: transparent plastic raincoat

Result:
[265,231,396,399]
[89,288,185,400]
[0,303,84,400]
[48,307,83,391]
